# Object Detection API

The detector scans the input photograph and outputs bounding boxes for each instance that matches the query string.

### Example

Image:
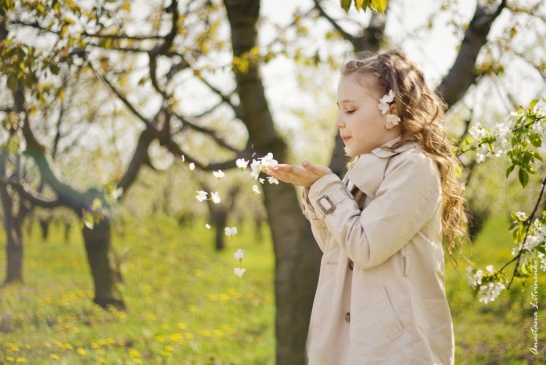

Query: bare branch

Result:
[172,112,242,153]
[87,61,158,131]
[313,0,353,41]
[82,31,165,41]
[4,177,63,208]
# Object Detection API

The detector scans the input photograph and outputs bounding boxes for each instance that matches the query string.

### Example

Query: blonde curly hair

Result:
[341,49,468,257]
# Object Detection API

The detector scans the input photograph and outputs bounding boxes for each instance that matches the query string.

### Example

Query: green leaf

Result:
[518,168,529,188]
[506,164,515,178]
[372,0,388,12]
[340,0,352,13]
[529,99,538,110]
[529,133,542,148]
[354,0,364,11]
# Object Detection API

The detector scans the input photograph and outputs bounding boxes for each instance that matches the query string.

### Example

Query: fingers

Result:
[302,160,332,176]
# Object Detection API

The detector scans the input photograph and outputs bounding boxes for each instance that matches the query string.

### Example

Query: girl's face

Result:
[336,73,400,157]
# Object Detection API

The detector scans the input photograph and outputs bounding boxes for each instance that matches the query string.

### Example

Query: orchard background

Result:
[1,0,545,364]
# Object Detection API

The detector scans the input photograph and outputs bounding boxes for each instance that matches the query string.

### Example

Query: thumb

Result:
[302,160,330,175]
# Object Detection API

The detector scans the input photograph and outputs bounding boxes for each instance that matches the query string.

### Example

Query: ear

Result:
[388,103,398,116]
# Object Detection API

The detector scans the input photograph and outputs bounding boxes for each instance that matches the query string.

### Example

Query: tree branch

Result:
[436,0,507,108]
[4,177,63,208]
[501,176,546,289]
[313,0,353,41]
[87,61,158,131]
[173,112,242,153]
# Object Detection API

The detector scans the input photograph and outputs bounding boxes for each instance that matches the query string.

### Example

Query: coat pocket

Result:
[368,283,403,340]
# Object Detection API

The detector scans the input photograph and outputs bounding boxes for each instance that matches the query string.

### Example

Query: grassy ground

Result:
[0,215,544,364]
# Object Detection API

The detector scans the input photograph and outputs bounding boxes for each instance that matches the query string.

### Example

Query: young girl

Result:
[265,50,466,365]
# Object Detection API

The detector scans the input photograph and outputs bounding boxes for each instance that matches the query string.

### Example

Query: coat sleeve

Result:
[301,188,331,253]
[307,153,441,269]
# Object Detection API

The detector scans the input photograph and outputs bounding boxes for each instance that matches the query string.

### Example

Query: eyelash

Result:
[345,110,355,114]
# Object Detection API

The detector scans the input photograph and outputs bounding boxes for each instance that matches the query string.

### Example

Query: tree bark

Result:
[224,1,322,363]
[82,218,125,309]
[0,184,25,283]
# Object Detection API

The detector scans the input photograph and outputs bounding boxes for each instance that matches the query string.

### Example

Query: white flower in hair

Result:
[386,114,401,127]
[378,89,395,114]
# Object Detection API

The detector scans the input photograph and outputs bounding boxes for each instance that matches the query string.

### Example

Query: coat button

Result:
[345,312,351,323]
[349,260,354,270]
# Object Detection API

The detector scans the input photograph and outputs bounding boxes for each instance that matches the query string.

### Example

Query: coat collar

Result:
[346,137,419,198]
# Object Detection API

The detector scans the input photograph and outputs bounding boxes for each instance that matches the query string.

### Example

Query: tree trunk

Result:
[82,218,125,310]
[224,1,322,363]
[4,215,24,283]
[39,218,50,241]
[212,210,227,251]
[64,222,71,243]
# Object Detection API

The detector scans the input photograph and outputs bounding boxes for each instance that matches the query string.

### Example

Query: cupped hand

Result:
[265,160,332,188]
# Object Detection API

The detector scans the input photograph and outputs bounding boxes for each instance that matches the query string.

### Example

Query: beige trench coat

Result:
[302,138,454,365]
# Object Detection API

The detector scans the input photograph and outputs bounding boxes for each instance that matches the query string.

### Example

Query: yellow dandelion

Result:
[134,359,143,364]
[219,293,230,302]
[187,305,197,313]
[6,356,14,362]
[23,343,31,349]
[159,350,170,357]
[193,269,202,277]
[50,354,60,360]
[213,329,224,337]
[44,342,52,348]
[185,332,194,340]
[16,358,25,363]
[155,335,164,343]
[169,333,182,342]
[98,358,107,364]
[208,294,218,302]
[177,322,187,330]
[91,342,99,349]
[97,349,105,355]
[76,348,86,356]
[164,345,174,352]
[129,349,140,358]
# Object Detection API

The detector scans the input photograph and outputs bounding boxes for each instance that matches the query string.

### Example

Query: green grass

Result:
[0,216,275,365]
[0,215,544,364]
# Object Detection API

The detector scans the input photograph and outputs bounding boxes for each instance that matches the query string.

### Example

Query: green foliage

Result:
[340,0,388,13]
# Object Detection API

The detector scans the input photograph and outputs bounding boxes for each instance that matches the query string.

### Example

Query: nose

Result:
[336,114,345,129]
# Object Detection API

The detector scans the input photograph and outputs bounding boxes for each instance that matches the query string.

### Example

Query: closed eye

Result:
[345,110,355,114]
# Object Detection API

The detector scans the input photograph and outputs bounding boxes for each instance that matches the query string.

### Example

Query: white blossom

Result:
[234,267,246,278]
[477,282,505,304]
[268,176,279,185]
[236,158,249,170]
[253,185,261,195]
[189,163,195,171]
[225,227,238,237]
[486,265,494,273]
[234,249,245,261]
[386,114,401,126]
[213,170,225,179]
[211,191,221,204]
[196,191,208,202]
[205,224,211,229]
[378,90,395,114]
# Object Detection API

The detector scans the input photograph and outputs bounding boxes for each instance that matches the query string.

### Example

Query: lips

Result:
[341,136,351,143]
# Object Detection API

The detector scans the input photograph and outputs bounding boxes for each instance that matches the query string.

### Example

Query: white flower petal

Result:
[234,268,246,278]
[189,163,195,171]
[234,249,245,260]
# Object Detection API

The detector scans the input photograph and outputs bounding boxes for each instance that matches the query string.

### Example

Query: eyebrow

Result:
[336,99,358,106]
